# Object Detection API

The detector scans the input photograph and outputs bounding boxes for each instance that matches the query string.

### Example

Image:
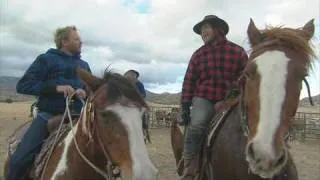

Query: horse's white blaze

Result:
[106,104,158,179]
[253,51,290,157]
[51,123,79,180]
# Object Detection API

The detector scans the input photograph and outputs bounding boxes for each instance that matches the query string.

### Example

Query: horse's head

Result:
[243,19,315,178]
[77,68,158,179]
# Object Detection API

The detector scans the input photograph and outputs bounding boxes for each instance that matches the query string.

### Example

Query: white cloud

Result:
[0,0,319,98]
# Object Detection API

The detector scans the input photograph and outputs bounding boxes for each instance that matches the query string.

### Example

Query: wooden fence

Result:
[290,112,320,141]
[146,105,320,141]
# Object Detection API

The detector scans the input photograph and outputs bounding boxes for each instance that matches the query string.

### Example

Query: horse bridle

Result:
[59,90,121,179]
[239,41,315,137]
[239,76,314,137]
[78,88,123,179]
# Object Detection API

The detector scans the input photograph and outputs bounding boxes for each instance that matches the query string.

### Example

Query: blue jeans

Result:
[183,97,215,160]
[6,112,53,180]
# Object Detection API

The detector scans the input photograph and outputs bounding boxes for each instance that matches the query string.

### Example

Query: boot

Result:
[179,158,197,180]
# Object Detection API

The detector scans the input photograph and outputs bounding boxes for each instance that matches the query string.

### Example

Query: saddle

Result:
[6,114,80,179]
[177,97,240,178]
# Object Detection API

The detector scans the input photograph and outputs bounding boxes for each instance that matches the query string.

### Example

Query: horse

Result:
[171,18,316,180]
[3,68,159,180]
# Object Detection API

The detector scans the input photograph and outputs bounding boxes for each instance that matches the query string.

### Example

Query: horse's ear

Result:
[77,68,103,92]
[247,18,262,47]
[301,19,314,40]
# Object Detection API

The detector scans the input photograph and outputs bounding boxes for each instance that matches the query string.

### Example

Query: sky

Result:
[0,0,319,99]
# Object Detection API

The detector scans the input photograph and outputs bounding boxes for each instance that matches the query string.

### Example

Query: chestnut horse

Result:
[3,68,159,180]
[171,19,316,180]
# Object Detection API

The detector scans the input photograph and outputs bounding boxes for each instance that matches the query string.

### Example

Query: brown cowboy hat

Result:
[193,15,229,35]
[124,69,140,78]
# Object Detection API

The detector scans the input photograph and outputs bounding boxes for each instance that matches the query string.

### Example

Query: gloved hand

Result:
[178,102,191,126]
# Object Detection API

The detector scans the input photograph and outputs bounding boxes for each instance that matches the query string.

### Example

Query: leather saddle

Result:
[47,114,80,133]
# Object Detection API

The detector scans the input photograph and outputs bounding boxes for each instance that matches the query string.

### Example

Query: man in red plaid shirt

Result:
[178,15,248,179]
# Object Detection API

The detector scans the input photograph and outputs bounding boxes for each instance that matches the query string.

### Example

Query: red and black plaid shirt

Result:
[181,31,248,104]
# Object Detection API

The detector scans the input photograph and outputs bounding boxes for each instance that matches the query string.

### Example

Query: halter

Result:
[239,40,315,137]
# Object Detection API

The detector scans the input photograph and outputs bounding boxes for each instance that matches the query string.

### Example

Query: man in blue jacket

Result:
[6,25,91,180]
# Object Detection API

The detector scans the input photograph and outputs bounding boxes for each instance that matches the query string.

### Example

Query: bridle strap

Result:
[67,95,112,179]
[303,77,314,106]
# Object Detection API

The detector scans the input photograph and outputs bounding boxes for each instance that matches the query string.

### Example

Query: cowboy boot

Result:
[180,158,197,180]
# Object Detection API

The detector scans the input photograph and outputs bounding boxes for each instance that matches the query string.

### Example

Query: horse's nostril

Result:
[248,143,255,158]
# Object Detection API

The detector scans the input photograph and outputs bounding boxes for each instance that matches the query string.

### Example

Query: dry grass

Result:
[0,102,319,180]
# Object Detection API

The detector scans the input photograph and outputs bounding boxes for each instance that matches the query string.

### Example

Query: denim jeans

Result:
[6,111,53,180]
[183,97,215,160]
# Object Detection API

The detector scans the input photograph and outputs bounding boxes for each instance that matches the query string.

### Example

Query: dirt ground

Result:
[0,102,319,180]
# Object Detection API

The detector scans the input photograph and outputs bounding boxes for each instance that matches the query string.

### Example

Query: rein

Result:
[41,92,120,180]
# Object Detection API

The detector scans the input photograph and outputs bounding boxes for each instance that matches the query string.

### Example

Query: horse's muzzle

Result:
[245,141,288,179]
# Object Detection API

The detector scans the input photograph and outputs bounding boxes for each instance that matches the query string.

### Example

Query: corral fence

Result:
[146,105,180,128]
[146,105,320,141]
[290,112,320,141]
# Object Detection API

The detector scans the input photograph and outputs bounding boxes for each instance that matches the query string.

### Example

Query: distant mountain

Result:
[0,76,35,101]
[145,91,180,105]
[0,76,181,104]
[1,76,317,106]
[300,94,320,106]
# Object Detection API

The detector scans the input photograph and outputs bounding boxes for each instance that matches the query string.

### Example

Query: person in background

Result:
[124,69,150,143]
[124,69,146,98]
[6,25,91,180]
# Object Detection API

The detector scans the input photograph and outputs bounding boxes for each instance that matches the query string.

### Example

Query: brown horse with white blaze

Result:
[3,68,158,180]
[171,18,316,179]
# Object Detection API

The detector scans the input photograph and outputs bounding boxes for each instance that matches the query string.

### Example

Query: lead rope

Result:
[40,93,77,180]
[40,92,112,179]
[65,94,111,179]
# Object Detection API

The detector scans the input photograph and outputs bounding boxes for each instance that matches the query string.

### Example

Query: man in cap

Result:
[123,69,150,143]
[124,69,146,98]
[178,15,248,179]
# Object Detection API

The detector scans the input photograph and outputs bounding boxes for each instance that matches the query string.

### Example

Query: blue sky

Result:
[0,0,319,100]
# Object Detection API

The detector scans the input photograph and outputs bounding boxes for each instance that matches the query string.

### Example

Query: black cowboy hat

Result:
[125,69,140,78]
[193,15,229,35]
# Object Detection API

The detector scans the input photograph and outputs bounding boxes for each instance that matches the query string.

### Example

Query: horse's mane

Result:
[102,68,148,109]
[258,25,317,71]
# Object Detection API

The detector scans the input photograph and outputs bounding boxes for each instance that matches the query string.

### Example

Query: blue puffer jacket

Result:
[16,48,91,115]
[136,80,146,98]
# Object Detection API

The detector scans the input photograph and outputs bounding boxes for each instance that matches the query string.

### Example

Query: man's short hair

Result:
[54,25,77,49]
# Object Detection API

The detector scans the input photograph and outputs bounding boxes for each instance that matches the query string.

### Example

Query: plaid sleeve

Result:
[181,52,198,104]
